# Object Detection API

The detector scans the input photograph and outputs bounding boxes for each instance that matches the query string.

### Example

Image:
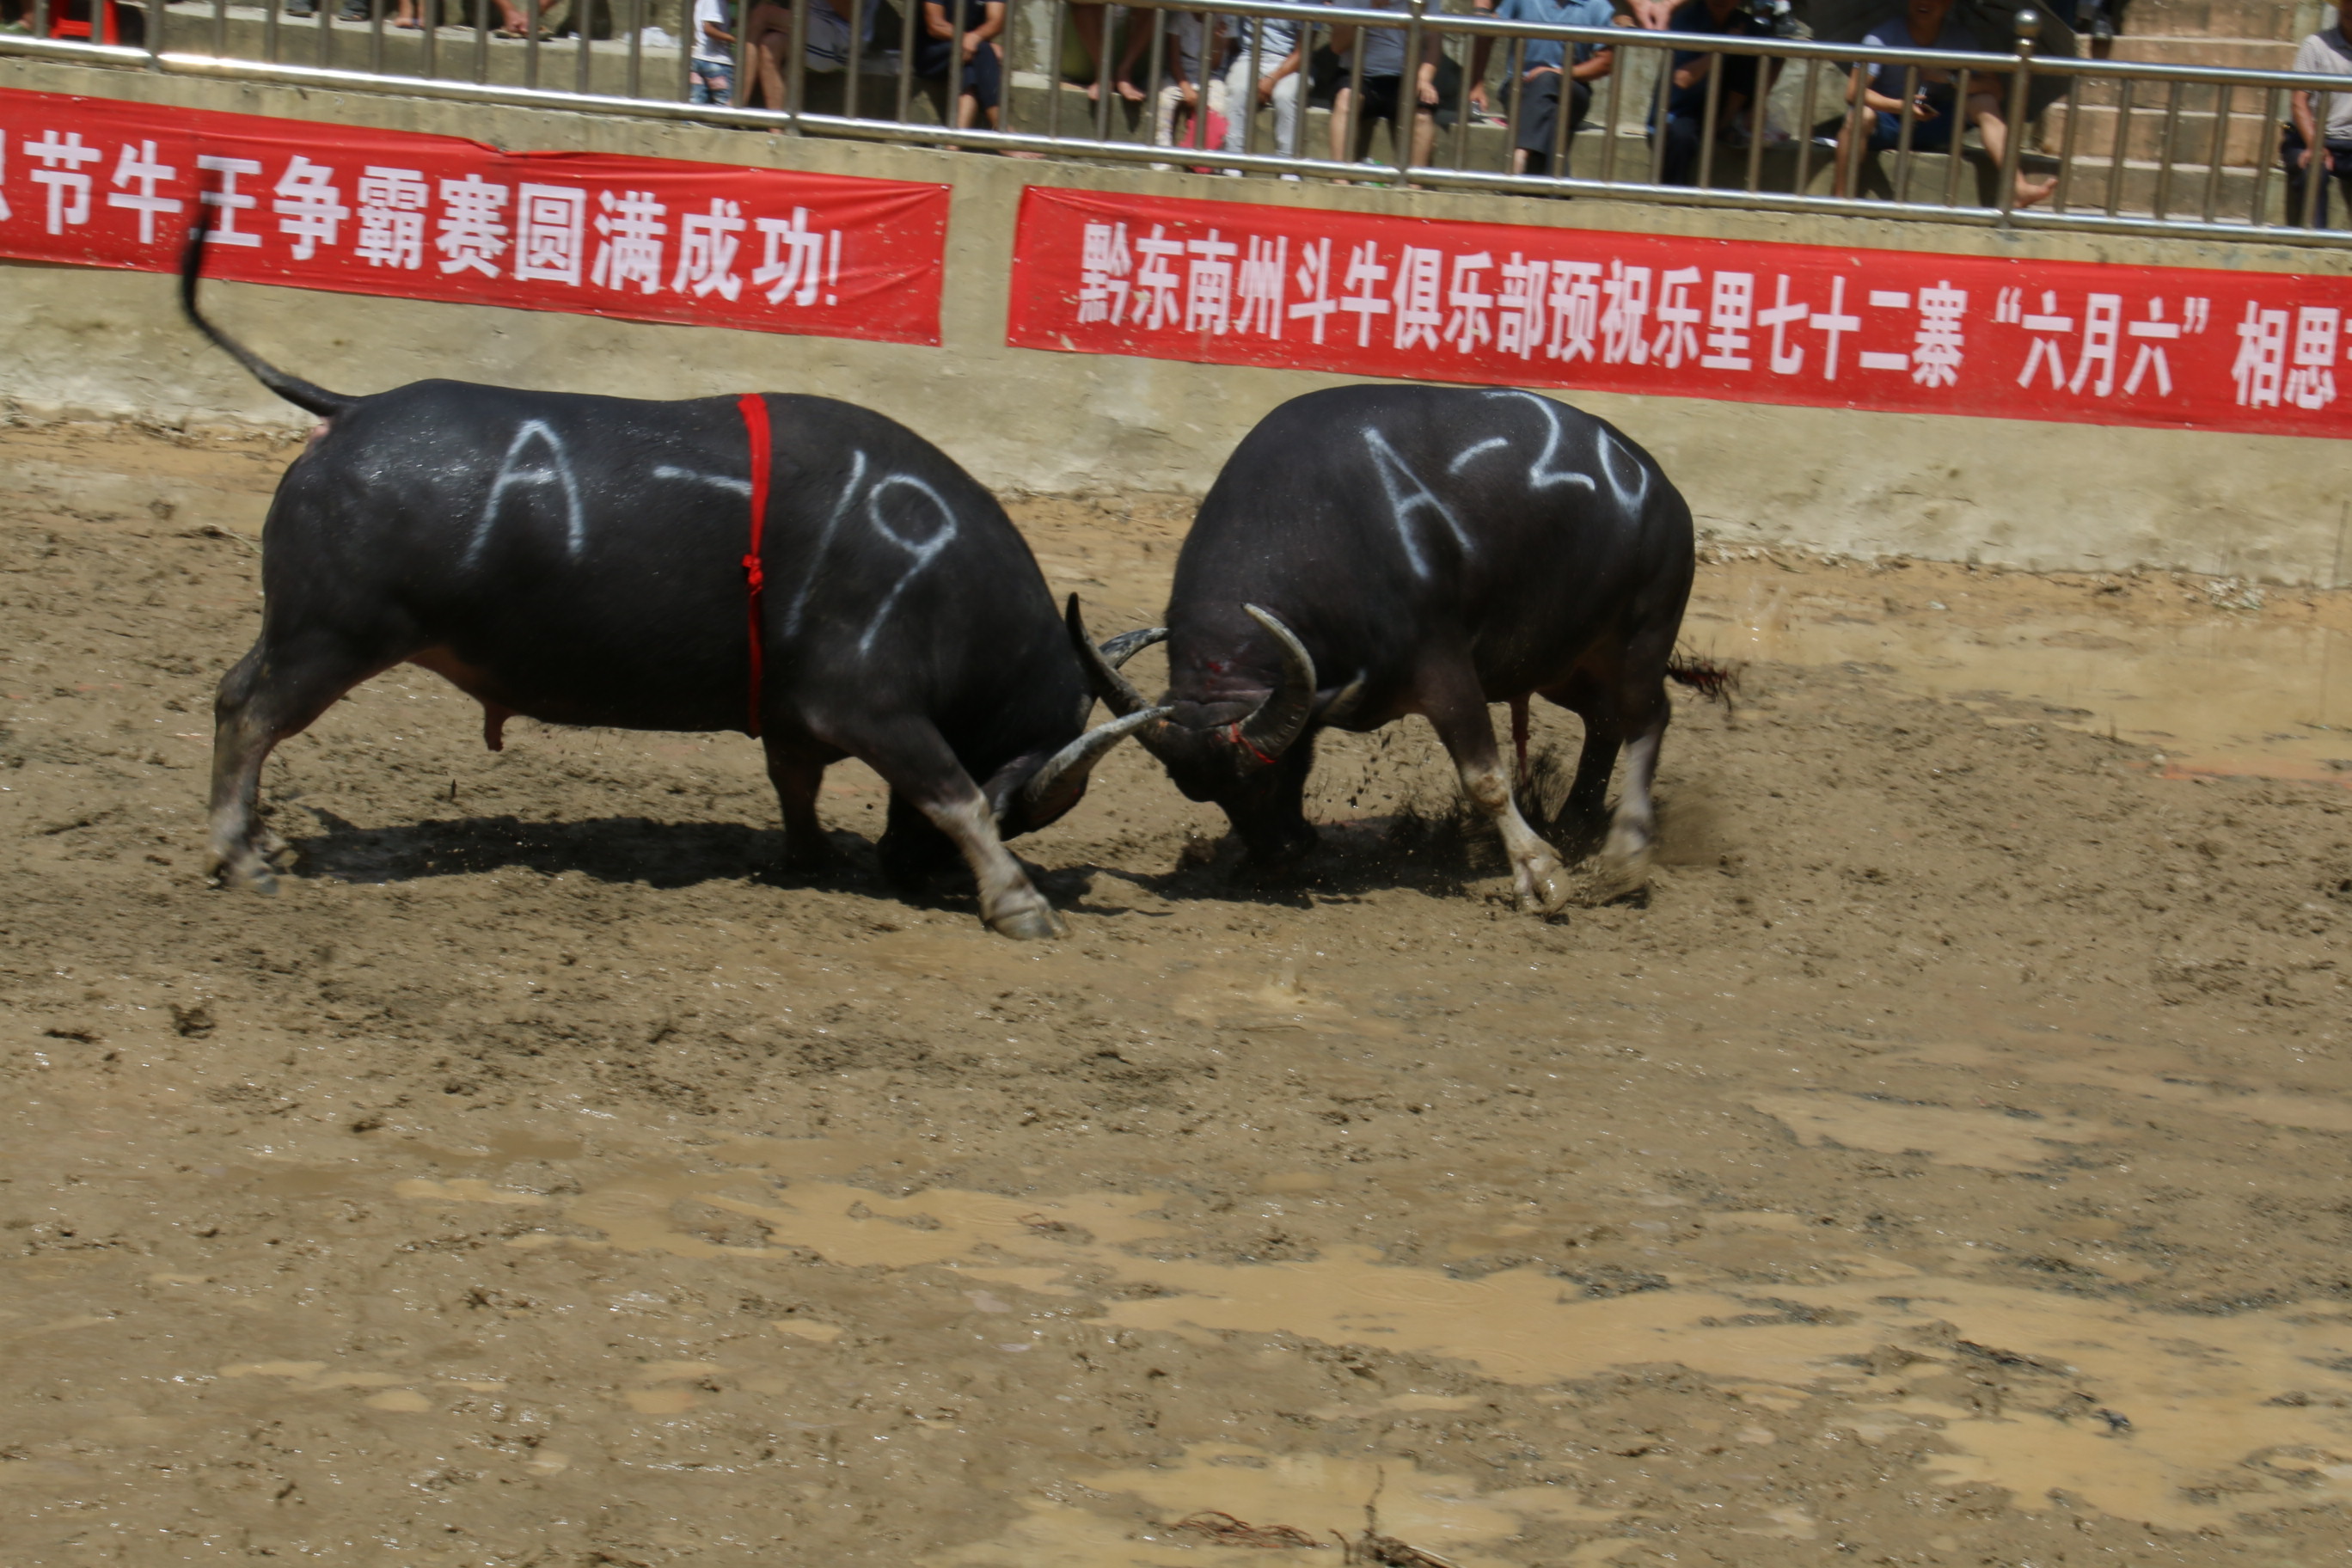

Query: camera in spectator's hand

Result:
[1743,0,1800,36]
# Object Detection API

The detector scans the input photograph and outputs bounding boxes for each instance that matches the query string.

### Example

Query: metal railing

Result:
[9,0,2352,247]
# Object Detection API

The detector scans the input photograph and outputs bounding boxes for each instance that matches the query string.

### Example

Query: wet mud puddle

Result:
[1686,559,2352,783]
[154,1123,2352,1561]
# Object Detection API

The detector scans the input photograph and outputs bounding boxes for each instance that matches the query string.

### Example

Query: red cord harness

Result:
[1225,720,1279,768]
[738,393,773,738]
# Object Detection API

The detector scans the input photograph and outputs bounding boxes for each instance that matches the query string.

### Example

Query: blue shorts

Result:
[690,58,734,104]
[1869,107,1956,151]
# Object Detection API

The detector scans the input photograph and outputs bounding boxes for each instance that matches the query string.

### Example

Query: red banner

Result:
[1007,186,2352,440]
[0,88,948,345]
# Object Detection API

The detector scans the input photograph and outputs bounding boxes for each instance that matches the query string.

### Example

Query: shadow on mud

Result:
[289,806,814,891]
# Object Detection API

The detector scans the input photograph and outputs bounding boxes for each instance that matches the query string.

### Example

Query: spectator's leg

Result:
[1969,92,2055,207]
[2282,126,2313,226]
[1331,86,1357,162]
[1412,104,1439,169]
[1222,53,1253,153]
[2329,141,2352,229]
[1272,73,1302,158]
[1515,72,1560,176]
[1070,2,1107,100]
[1660,111,1701,185]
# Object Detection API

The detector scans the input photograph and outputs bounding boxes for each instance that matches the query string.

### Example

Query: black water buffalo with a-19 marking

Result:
[182,227,1161,939]
[1071,383,1695,912]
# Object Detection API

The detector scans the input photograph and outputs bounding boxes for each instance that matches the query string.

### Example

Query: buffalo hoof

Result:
[1584,848,1651,904]
[987,899,1067,940]
[1518,854,1572,916]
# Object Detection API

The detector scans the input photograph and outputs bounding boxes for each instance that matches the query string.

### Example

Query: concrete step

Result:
[2104,33,2301,65]
[2043,95,2281,162]
[2065,69,2304,113]
[2048,150,2280,217]
[2098,0,2307,43]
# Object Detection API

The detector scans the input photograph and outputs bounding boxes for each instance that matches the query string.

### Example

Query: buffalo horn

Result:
[1020,705,1174,820]
[1236,604,1318,761]
[1065,595,1160,719]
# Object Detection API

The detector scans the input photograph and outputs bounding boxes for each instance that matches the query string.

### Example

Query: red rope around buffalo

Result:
[738,393,772,738]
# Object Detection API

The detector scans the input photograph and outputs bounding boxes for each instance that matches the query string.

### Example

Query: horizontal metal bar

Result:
[8,24,2351,253]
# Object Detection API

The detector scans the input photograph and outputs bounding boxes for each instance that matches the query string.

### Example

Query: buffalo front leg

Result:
[836,717,1064,939]
[1419,667,1567,915]
[761,735,842,873]
[208,634,386,892]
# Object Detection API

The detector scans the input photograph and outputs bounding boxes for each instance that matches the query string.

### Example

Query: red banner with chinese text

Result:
[1008,186,2352,440]
[0,88,948,346]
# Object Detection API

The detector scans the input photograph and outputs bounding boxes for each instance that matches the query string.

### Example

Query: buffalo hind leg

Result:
[1539,667,1624,845]
[1419,663,1567,915]
[1590,665,1671,900]
[835,715,1063,939]
[208,634,388,891]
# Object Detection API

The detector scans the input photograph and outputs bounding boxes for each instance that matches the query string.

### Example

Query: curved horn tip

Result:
[1023,705,1175,812]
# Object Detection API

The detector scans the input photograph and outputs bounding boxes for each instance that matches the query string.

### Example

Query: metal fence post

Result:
[1995,6,2036,221]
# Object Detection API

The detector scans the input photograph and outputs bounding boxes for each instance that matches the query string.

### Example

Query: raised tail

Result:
[179,217,355,419]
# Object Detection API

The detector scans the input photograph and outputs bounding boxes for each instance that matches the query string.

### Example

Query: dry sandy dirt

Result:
[4,420,2352,1568]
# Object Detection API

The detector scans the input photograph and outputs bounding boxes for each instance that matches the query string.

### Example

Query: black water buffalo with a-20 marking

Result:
[1073,383,1694,911]
[183,226,1161,938]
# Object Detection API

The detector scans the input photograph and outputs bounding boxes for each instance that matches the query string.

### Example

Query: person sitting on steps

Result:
[1834,0,2055,208]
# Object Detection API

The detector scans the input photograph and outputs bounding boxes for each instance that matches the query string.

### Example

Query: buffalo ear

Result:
[1315,675,1369,728]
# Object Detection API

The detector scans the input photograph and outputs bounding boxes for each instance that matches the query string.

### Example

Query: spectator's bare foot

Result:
[1002,149,1048,159]
[1115,77,1145,103]
[2014,174,2056,208]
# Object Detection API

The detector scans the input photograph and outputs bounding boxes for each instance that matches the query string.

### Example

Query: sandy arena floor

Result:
[3,420,2352,1567]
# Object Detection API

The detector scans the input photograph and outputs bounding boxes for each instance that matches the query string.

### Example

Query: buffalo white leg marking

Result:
[1363,426,1472,579]
[781,449,869,639]
[1446,435,1510,475]
[922,793,1063,939]
[1482,389,1598,493]
[1596,431,1649,512]
[855,475,959,658]
[1457,756,1569,915]
[1602,726,1661,874]
[466,420,585,567]
[652,463,753,497]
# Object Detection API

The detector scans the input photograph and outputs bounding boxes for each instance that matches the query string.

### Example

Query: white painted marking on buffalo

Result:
[1596,430,1648,512]
[856,475,960,658]
[467,420,585,567]
[1363,427,1471,580]
[1482,389,1596,493]
[1446,436,1510,474]
[652,464,753,496]
[781,449,869,639]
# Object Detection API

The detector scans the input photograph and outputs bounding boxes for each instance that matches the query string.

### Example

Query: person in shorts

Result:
[740,0,861,109]
[916,0,1007,128]
[1488,0,1615,175]
[1326,0,1455,168]
[2282,10,2352,226]
[689,0,735,103]
[1834,0,2055,206]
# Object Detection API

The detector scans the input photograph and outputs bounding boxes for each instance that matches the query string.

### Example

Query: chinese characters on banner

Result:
[0,88,950,346]
[1007,187,2352,440]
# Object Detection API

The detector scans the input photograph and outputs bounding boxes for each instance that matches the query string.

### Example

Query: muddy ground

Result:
[3,420,2352,1568]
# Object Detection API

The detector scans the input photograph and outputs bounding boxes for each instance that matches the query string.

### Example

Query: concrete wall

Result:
[5,52,2350,585]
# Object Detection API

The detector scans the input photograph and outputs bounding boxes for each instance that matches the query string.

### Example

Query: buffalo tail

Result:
[179,218,355,419]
